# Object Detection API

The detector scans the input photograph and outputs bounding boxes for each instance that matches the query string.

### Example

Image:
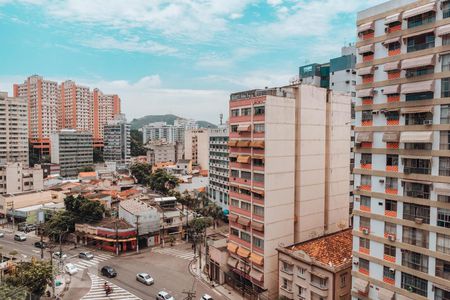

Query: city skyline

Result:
[0,0,385,122]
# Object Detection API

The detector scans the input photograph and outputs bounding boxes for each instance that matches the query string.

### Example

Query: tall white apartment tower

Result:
[0,92,29,166]
[103,114,131,166]
[352,1,450,300]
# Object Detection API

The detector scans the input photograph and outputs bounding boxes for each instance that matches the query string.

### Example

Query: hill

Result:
[130,114,217,130]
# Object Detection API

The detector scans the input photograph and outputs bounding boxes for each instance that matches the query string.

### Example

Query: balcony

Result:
[230,162,251,170]
[386,165,398,172]
[385,188,398,195]
[230,177,251,186]
[403,166,431,175]
[229,115,251,123]
[229,190,251,202]
[385,210,397,218]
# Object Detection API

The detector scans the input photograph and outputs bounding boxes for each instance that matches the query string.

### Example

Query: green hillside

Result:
[130,114,217,130]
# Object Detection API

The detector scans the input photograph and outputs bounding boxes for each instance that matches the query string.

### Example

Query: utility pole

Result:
[40,222,44,259]
[135,215,140,254]
[115,219,119,256]
[7,201,15,235]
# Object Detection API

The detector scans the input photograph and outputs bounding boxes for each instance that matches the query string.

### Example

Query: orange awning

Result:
[228,140,238,147]
[228,214,238,223]
[237,155,251,164]
[249,253,264,265]
[237,216,251,227]
[237,124,251,132]
[252,189,264,196]
[237,247,250,258]
[236,140,251,147]
[250,140,265,149]
[251,222,264,231]
[227,243,238,253]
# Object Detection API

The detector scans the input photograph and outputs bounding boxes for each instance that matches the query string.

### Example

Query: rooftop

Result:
[287,229,352,268]
[120,199,157,215]
[96,218,134,230]
[78,172,97,178]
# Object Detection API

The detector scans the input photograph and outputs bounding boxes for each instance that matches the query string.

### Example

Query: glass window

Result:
[359,237,370,249]
[231,199,239,207]
[444,1,450,19]
[402,250,428,273]
[401,272,428,297]
[311,274,328,289]
[438,195,450,203]
[407,11,435,28]
[241,171,251,180]
[383,266,395,280]
[403,203,430,224]
[362,110,373,121]
[231,125,238,132]
[360,196,371,208]
[437,208,450,228]
[435,259,450,280]
[359,258,369,271]
[403,226,429,248]
[253,173,264,183]
[440,157,450,176]
[405,91,434,101]
[385,222,397,235]
[406,32,435,53]
[231,109,239,117]
[253,205,264,216]
[253,236,264,249]
[386,154,398,166]
[241,108,251,116]
[443,34,450,46]
[361,175,371,186]
[385,199,397,212]
[361,153,372,164]
[360,216,370,229]
[435,287,450,300]
[441,105,450,124]
[231,227,239,237]
[254,124,265,133]
[254,106,265,115]
[386,177,398,190]
[384,244,396,257]
[340,273,347,288]
[437,234,450,254]
[441,131,450,150]
[442,55,450,72]
[385,111,399,121]
[240,201,251,211]
[388,42,400,51]
[240,231,251,242]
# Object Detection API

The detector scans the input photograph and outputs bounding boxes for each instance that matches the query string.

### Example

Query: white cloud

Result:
[267,0,283,6]
[81,36,177,55]
[203,70,293,90]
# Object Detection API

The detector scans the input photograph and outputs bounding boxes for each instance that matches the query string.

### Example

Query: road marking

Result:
[80,273,141,300]
[67,253,113,271]
[152,247,195,260]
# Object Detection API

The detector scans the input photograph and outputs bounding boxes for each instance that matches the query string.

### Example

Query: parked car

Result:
[0,232,4,238]
[52,252,67,260]
[201,295,213,300]
[34,241,47,249]
[157,291,175,300]
[136,273,154,285]
[18,223,36,232]
[78,251,94,260]
[14,233,26,241]
[64,263,79,275]
[101,266,117,278]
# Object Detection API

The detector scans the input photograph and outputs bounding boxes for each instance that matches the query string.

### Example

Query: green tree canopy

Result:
[130,162,152,185]
[148,169,178,194]
[130,129,147,157]
[64,195,105,223]
[5,260,52,297]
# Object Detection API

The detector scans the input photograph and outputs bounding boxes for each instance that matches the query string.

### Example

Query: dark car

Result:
[101,266,117,278]
[34,241,47,249]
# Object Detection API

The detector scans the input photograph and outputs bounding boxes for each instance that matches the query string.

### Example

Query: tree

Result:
[64,195,104,223]
[202,203,223,229]
[5,260,52,298]
[79,166,94,172]
[43,211,75,240]
[130,130,147,157]
[130,162,152,185]
[189,217,212,236]
[148,169,178,194]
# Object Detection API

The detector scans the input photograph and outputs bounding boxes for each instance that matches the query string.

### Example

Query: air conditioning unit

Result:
[389,268,395,273]
[379,179,385,183]
[356,186,361,191]
[353,261,359,265]
[423,120,433,125]
[388,234,396,242]
[415,217,424,224]
[362,228,369,235]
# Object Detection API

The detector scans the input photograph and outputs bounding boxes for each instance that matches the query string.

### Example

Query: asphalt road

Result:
[0,230,46,260]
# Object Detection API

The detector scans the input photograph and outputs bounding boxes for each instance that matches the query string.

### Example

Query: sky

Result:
[0,0,386,123]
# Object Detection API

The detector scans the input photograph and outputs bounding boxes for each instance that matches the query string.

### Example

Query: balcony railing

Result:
[407,41,435,53]
[403,166,431,175]
[404,190,430,199]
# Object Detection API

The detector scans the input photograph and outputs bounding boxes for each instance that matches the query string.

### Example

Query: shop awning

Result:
[237,216,251,227]
[377,287,395,300]
[403,2,436,19]
[382,84,400,95]
[352,278,369,294]
[237,247,250,258]
[237,155,251,164]
[228,214,238,223]
[400,131,433,143]
[251,221,264,231]
[358,44,374,54]
[356,132,373,143]
[437,24,450,37]
[227,243,238,253]
[237,124,251,132]
[356,88,374,98]
[358,66,374,76]
[401,80,435,94]
[400,106,434,114]
[227,256,239,268]
[237,260,251,273]
[358,21,374,34]
[228,140,238,147]
[250,140,265,148]
[401,155,432,160]
[92,236,136,243]
[382,37,401,46]
[382,132,400,142]
[236,140,251,147]
[384,61,401,72]
[385,13,401,25]
[401,54,435,70]
[249,268,264,282]
[403,28,435,40]
[249,253,264,265]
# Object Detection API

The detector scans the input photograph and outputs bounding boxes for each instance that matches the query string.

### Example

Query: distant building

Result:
[103,114,131,166]
[0,92,28,166]
[176,159,192,175]
[0,163,43,195]
[207,127,229,211]
[184,129,209,170]
[146,140,178,165]
[59,80,92,132]
[40,163,61,178]
[277,229,353,300]
[91,88,121,148]
[142,122,185,145]
[50,129,93,177]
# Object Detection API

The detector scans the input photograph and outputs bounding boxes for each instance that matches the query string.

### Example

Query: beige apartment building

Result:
[59,80,92,131]
[0,92,28,166]
[0,163,43,195]
[184,129,209,170]
[277,229,353,300]
[146,140,178,165]
[225,84,351,299]
[353,1,450,300]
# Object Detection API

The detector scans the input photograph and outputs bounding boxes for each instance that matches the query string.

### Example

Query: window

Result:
[385,111,399,121]
[386,154,398,166]
[407,11,435,28]
[402,250,428,273]
[401,272,428,297]
[359,237,370,249]
[360,196,371,208]
[361,153,372,164]
[435,287,450,300]
[405,142,432,150]
[388,41,400,51]
[405,91,434,101]
[384,244,396,257]
[435,259,450,280]
[298,286,306,298]
[385,222,396,235]
[403,203,430,224]
[360,216,370,229]
[253,205,264,216]
[441,105,450,124]
[297,267,306,278]
[362,110,373,121]
[281,277,292,291]
[240,231,251,243]
[406,33,435,53]
[439,195,450,203]
[253,173,264,183]
[443,34,450,46]
[385,199,397,212]
[406,66,434,78]
[444,1,450,19]
[440,157,450,176]
[231,169,239,178]
[442,55,450,72]
[254,106,265,115]
[241,171,251,180]
[404,158,431,174]
[405,112,432,125]
[441,131,450,150]
[254,124,264,133]
[437,208,450,228]
[240,201,251,211]
[231,199,239,207]
[437,234,450,254]
[359,258,369,272]
[340,273,347,288]
[231,109,239,117]
[253,236,264,249]
[383,266,395,281]
[361,175,371,186]
[241,108,251,116]
[281,261,293,274]
[403,182,431,199]
[385,177,398,190]
[311,274,328,289]
[231,125,238,132]
[231,227,239,237]
[403,226,429,248]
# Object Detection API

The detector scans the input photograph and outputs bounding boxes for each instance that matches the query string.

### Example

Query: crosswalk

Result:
[81,273,141,300]
[151,247,195,260]
[69,253,113,272]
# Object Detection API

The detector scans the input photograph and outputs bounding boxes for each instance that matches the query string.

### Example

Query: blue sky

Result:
[0,0,385,123]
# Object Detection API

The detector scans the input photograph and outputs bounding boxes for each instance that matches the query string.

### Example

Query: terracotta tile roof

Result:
[78,172,97,178]
[118,189,140,198]
[288,229,352,267]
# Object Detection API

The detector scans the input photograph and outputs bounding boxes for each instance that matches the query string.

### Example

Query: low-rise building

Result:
[176,159,192,175]
[277,229,353,300]
[146,140,178,165]
[184,129,209,170]
[0,163,44,195]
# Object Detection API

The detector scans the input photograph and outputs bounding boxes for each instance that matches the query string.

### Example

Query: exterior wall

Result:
[207,127,229,211]
[142,122,185,145]
[146,143,177,165]
[0,92,28,166]
[0,163,43,195]
[103,115,131,165]
[59,80,91,131]
[0,190,64,215]
[184,129,209,170]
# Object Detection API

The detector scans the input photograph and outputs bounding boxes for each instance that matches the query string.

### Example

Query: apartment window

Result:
[402,250,428,273]
[360,196,371,208]
[405,91,434,101]
[441,105,450,124]
[385,177,398,190]
[443,34,450,46]
[386,154,398,166]
[385,200,397,212]
[439,195,450,203]
[253,173,264,183]
[361,153,372,165]
[231,170,239,178]
[252,236,264,249]
[442,55,450,72]
[437,208,450,228]
[385,222,397,236]
[407,11,435,28]
[406,33,435,53]
[383,266,395,281]
[281,261,293,274]
[403,203,430,224]
[401,272,428,297]
[231,199,239,207]
[405,112,432,125]
[405,142,432,150]
[253,205,264,216]
[240,231,251,243]
[403,226,429,248]
[297,267,306,278]
[388,41,400,52]
[240,201,251,211]
[404,158,431,174]
[404,182,431,199]
[441,131,450,150]
[359,237,370,249]
[359,258,369,272]
[361,110,373,122]
[445,1,450,19]
[281,278,292,291]
[311,274,328,289]
[360,216,371,229]
[231,125,238,132]
[385,110,399,121]
[254,106,265,115]
[351,103,355,119]
[231,109,240,117]
[340,273,347,288]
[241,108,251,116]
[298,286,306,298]
[436,259,450,280]
[241,171,251,180]
[253,124,265,133]
[406,66,434,78]
[437,234,450,254]
[360,175,371,186]
[231,227,239,237]
[435,287,450,300]
[384,244,396,257]
[440,157,450,176]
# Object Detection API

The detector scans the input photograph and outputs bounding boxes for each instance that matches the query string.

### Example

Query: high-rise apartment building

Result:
[103,114,131,166]
[59,80,91,131]
[225,84,350,298]
[142,122,186,145]
[0,92,28,165]
[91,88,121,148]
[0,162,43,195]
[352,1,450,300]
[184,128,209,170]
[14,75,59,157]
[50,129,93,177]
[207,126,229,211]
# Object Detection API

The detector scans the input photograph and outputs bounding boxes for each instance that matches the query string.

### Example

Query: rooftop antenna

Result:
[219,113,223,126]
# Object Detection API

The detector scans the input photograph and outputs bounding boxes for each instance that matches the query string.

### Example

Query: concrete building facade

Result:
[352,1,450,300]
[59,80,91,132]
[146,140,178,166]
[103,114,131,166]
[92,88,121,148]
[142,122,186,145]
[184,128,209,170]
[50,129,93,177]
[226,84,351,298]
[0,92,28,166]
[0,163,43,195]
[207,126,229,211]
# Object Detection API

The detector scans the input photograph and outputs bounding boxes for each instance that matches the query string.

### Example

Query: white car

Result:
[201,295,213,300]
[0,232,4,238]
[157,291,175,300]
[64,263,78,275]
[136,272,154,285]
[53,252,68,260]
